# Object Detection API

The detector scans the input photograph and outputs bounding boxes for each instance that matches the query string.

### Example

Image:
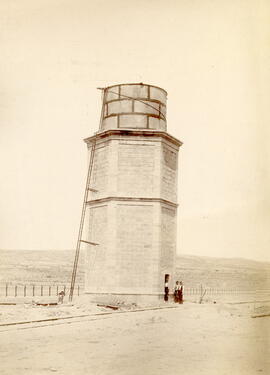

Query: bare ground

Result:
[0,301,269,375]
[0,250,269,374]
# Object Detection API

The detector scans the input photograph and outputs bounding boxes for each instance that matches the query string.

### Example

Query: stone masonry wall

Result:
[87,141,110,201]
[161,142,178,203]
[116,204,156,293]
[159,205,177,290]
[85,204,108,292]
[84,130,181,300]
[117,142,155,197]
[91,145,109,193]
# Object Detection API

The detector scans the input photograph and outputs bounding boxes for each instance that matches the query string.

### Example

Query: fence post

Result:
[49,286,51,297]
[15,285,17,297]
[63,286,66,295]
[41,285,43,297]
[5,283,8,297]
[24,285,26,297]
[33,285,35,297]
[56,285,59,296]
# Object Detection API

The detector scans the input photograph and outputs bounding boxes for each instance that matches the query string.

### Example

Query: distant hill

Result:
[0,249,84,285]
[176,255,270,290]
[0,250,269,290]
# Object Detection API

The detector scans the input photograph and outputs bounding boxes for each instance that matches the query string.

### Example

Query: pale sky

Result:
[0,0,269,261]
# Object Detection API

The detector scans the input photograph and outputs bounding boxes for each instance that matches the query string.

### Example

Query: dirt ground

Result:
[0,301,269,375]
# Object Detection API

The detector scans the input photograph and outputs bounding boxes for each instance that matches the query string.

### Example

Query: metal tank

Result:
[100,83,167,131]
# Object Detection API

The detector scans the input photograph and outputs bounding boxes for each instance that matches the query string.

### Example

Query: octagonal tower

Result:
[84,83,182,303]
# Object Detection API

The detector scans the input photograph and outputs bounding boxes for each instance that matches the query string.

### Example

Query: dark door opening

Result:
[164,274,170,301]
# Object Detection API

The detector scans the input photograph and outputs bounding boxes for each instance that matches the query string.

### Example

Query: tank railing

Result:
[98,88,166,121]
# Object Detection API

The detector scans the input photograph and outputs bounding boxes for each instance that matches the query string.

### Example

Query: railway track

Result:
[0,305,180,333]
[1,298,269,333]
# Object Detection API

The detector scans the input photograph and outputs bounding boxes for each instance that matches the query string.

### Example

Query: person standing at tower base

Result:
[164,280,169,302]
[178,281,184,304]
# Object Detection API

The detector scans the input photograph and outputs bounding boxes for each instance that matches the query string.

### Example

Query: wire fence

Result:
[0,284,268,298]
[0,284,81,298]
[184,288,265,295]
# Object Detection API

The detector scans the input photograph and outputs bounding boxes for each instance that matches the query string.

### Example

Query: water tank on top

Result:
[100,83,167,132]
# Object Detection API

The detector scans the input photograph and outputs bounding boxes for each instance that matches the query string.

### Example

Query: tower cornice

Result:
[86,196,178,208]
[84,129,183,148]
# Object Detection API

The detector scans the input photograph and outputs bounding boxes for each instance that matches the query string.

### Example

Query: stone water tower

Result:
[84,83,182,303]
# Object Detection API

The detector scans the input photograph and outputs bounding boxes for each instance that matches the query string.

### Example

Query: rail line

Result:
[1,298,269,333]
[0,305,180,333]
